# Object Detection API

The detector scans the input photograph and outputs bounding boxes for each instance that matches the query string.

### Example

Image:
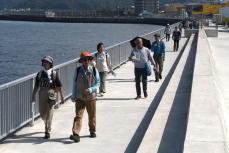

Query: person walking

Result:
[178,22,183,33]
[70,51,100,143]
[172,27,181,52]
[94,42,112,97]
[129,38,155,100]
[151,33,165,82]
[164,24,171,42]
[32,56,65,139]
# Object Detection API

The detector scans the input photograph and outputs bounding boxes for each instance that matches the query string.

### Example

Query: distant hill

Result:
[0,0,25,9]
[0,0,135,10]
[0,0,208,10]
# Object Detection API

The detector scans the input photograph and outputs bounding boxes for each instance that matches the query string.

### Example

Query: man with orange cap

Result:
[70,51,100,143]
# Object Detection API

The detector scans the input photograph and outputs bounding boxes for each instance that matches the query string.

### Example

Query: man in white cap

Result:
[164,24,171,42]
[32,56,65,139]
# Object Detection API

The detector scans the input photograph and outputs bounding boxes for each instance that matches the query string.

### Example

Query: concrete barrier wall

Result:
[184,29,198,38]
[183,29,226,153]
[205,29,218,37]
[185,29,218,38]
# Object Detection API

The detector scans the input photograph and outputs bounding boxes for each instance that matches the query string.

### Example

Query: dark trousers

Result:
[174,39,180,51]
[135,68,147,96]
[153,54,164,80]
[166,34,170,41]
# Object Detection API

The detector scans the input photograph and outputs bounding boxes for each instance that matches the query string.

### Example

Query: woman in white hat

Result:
[32,56,65,139]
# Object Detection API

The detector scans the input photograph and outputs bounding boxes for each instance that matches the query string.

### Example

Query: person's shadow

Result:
[1,132,76,145]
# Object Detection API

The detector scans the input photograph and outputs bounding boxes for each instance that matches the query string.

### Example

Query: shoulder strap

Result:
[105,52,109,64]
[93,66,96,77]
[52,70,57,80]
[50,70,57,88]
[75,67,81,82]
[38,70,43,81]
[105,52,108,59]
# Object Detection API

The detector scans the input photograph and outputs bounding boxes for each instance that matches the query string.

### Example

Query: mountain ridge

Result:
[0,0,205,10]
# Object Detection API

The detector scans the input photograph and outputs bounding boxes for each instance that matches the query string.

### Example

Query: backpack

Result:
[75,66,96,82]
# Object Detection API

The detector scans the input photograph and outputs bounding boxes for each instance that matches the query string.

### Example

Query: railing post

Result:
[31,102,35,126]
[119,45,121,65]
[30,78,35,126]
[55,68,60,109]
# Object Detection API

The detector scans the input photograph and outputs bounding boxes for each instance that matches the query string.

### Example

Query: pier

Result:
[1,23,229,153]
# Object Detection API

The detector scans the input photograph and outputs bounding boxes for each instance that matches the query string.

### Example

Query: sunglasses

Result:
[82,58,90,62]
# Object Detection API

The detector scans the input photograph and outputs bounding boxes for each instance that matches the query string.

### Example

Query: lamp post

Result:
[117,6,120,17]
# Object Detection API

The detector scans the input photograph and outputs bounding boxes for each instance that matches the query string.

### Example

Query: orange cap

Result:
[79,51,93,62]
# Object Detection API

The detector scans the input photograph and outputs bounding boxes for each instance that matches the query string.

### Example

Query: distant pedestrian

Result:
[94,42,113,97]
[129,38,155,100]
[151,33,165,82]
[32,56,65,139]
[172,27,181,52]
[164,24,171,42]
[70,51,100,143]
[189,21,193,29]
[178,22,183,33]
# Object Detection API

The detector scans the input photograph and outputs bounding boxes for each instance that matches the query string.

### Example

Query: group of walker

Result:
[164,23,182,52]
[31,27,182,143]
[32,42,112,142]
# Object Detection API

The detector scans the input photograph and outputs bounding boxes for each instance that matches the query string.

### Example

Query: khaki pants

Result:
[153,54,164,80]
[39,90,55,133]
[72,99,96,135]
[99,72,107,93]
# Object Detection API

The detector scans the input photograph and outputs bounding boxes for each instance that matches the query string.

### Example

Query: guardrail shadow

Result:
[124,37,190,153]
[97,98,135,101]
[107,78,135,83]
[1,132,73,145]
[157,34,197,153]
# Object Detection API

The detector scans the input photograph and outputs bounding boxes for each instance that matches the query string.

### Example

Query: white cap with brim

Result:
[42,56,53,64]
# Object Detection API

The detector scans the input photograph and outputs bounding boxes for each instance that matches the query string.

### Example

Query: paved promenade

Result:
[0,37,188,153]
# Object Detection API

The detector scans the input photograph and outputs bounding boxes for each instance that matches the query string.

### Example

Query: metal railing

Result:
[0,23,179,140]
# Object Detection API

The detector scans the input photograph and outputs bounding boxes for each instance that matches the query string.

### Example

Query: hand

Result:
[83,89,90,97]
[128,57,133,61]
[31,96,36,103]
[153,65,157,70]
[60,97,65,104]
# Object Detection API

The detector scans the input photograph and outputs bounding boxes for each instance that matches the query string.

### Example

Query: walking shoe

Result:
[90,132,96,138]
[144,92,148,98]
[44,132,50,139]
[159,74,162,79]
[70,134,80,143]
[135,95,141,100]
[155,79,159,82]
[97,93,104,97]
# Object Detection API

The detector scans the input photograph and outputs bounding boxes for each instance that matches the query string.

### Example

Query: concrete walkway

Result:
[0,38,188,153]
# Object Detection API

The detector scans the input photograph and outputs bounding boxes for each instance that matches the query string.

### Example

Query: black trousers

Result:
[153,54,164,80]
[174,39,180,51]
[134,68,147,96]
[166,34,170,41]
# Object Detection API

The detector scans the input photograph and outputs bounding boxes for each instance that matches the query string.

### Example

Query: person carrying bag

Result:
[32,56,65,139]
